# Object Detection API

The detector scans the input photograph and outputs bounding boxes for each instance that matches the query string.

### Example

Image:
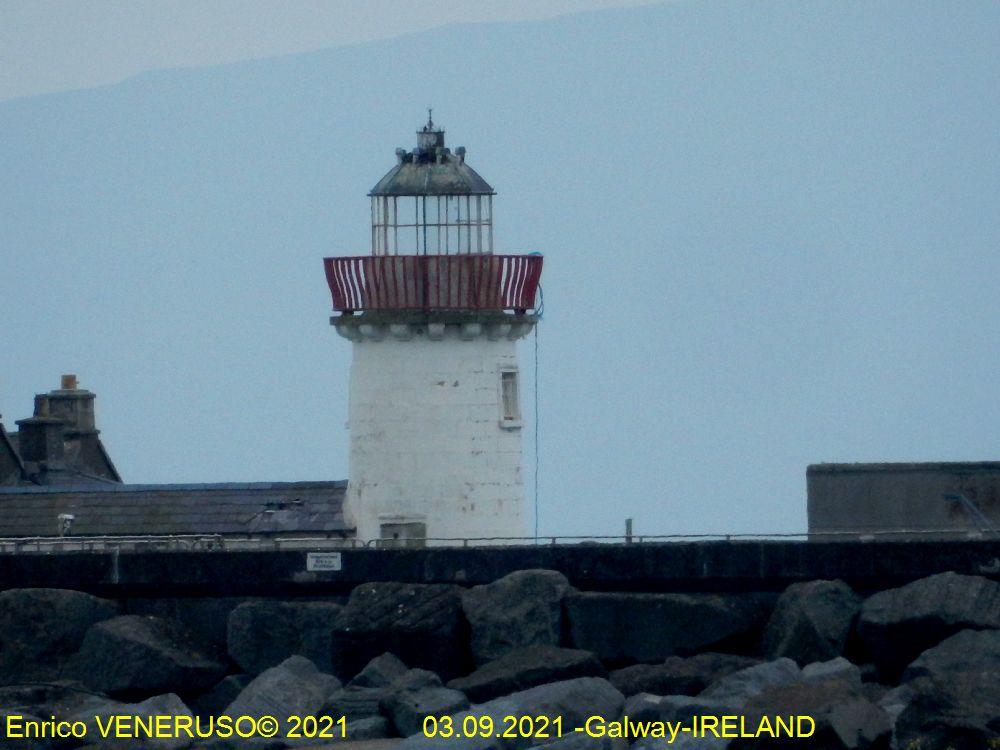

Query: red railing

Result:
[324,254,543,312]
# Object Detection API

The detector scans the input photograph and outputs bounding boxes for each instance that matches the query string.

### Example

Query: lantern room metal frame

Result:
[370,193,493,256]
[325,113,542,313]
[367,112,496,256]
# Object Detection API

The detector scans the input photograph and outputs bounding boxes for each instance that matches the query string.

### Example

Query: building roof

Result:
[0,424,25,485]
[808,462,1000,475]
[369,115,494,197]
[0,481,350,538]
[1,376,122,487]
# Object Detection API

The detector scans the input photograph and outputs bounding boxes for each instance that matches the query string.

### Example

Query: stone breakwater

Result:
[0,569,996,749]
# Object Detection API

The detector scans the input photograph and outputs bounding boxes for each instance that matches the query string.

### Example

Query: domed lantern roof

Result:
[369,112,495,255]
[369,112,494,197]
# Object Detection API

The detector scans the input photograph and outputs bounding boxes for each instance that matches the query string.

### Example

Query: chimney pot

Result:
[61,374,77,390]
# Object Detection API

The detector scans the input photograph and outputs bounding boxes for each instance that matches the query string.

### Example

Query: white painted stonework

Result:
[340,320,534,545]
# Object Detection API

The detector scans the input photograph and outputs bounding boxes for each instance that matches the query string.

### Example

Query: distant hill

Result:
[2,0,998,536]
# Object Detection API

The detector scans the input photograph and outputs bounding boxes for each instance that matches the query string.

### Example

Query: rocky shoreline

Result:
[0,569,997,749]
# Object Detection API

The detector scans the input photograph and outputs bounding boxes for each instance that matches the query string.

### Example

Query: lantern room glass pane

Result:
[370,195,494,256]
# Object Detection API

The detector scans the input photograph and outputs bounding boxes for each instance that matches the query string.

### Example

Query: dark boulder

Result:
[893,671,1000,750]
[226,599,342,674]
[889,629,1000,749]
[348,652,410,688]
[70,615,227,699]
[461,570,573,666]
[0,710,49,750]
[566,591,769,665]
[621,695,740,748]
[802,657,863,689]
[224,655,341,728]
[0,680,98,722]
[860,681,888,706]
[902,628,1000,683]
[126,596,248,654]
[331,582,470,680]
[382,669,470,737]
[322,664,439,724]
[387,667,443,695]
[396,677,624,750]
[634,736,726,750]
[342,715,392,740]
[858,663,880,684]
[730,674,891,750]
[762,580,861,665]
[70,693,193,750]
[608,663,675,697]
[528,734,626,750]
[503,675,624,725]
[623,693,739,750]
[0,588,118,682]
[699,658,802,706]
[191,674,253,718]
[876,682,915,725]
[609,652,759,697]
[448,645,605,702]
[857,572,1000,680]
[322,685,391,722]
[624,692,739,725]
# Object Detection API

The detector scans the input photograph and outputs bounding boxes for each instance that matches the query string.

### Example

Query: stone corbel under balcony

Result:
[332,311,537,343]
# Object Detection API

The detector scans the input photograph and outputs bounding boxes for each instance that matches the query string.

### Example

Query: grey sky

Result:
[0,0,650,102]
[2,1,997,539]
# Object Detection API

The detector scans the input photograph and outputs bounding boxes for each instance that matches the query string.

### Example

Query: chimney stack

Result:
[15,415,66,468]
[11,374,120,484]
[43,374,96,435]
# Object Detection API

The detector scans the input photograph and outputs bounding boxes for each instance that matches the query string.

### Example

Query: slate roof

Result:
[0,420,121,487]
[0,481,350,537]
[369,155,495,197]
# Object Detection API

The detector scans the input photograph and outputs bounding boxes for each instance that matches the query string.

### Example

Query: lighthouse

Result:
[325,115,543,546]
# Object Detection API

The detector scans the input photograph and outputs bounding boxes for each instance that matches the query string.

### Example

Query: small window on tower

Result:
[500,369,521,428]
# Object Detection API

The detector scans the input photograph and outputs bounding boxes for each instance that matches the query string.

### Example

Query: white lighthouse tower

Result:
[325,114,543,546]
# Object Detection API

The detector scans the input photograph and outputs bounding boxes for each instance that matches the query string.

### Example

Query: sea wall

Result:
[1,538,998,597]
[0,542,998,748]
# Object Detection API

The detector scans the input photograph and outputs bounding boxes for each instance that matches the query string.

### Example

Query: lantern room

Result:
[324,113,542,314]
[368,113,494,256]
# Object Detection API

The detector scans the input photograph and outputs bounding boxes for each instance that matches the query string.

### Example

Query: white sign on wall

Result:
[306,552,343,572]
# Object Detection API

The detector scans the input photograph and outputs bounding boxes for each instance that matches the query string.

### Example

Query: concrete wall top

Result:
[0,540,997,598]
